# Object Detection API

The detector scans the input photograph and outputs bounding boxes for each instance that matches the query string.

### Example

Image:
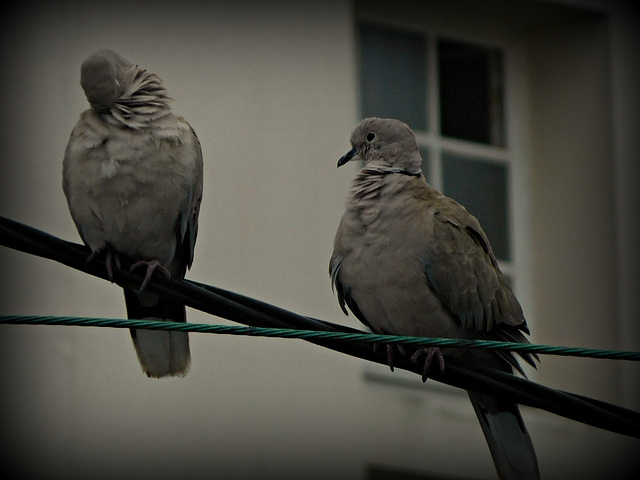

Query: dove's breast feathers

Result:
[334,172,465,339]
[63,109,201,265]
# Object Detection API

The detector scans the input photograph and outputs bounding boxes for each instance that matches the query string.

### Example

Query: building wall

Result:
[0,1,637,479]
[527,6,618,396]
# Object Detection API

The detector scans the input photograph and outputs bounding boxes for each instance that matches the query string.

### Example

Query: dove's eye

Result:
[366,132,376,142]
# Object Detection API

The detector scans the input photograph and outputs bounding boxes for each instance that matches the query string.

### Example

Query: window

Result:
[357,22,515,271]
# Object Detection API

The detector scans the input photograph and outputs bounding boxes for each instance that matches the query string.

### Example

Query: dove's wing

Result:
[421,195,537,375]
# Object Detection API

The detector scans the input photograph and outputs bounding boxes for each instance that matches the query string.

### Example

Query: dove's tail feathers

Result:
[124,288,191,378]
[130,327,190,378]
[468,391,540,480]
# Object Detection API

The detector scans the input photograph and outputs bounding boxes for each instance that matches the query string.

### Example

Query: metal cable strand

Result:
[2,315,639,361]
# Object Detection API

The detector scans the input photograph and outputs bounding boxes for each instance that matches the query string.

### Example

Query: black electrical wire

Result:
[1,215,639,438]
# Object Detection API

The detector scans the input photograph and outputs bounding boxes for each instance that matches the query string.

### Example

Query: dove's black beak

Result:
[337,147,357,167]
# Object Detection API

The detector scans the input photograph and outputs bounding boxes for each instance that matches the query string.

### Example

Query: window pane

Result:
[438,39,504,146]
[442,152,510,261]
[358,23,428,130]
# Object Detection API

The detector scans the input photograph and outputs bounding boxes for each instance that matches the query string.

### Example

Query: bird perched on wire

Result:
[63,49,203,378]
[330,117,539,479]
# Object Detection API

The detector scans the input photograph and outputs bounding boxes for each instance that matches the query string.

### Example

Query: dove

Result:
[63,49,203,378]
[330,118,539,479]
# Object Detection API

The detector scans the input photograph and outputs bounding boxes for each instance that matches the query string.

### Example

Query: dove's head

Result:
[80,49,132,111]
[338,117,423,172]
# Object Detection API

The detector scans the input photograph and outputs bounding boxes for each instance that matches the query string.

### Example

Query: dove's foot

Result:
[86,247,121,282]
[130,259,171,292]
[410,347,445,382]
[373,341,406,372]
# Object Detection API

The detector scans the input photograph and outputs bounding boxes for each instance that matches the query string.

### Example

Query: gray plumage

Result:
[63,49,203,378]
[331,118,539,479]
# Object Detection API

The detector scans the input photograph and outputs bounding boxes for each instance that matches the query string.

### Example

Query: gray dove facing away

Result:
[330,118,539,479]
[63,49,203,378]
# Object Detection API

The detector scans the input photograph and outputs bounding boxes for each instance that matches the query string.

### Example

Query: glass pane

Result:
[358,23,428,130]
[438,39,504,146]
[442,152,510,261]
[418,146,430,183]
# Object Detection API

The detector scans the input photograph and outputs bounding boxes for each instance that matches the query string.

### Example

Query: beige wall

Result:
[527,7,618,397]
[0,1,637,479]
